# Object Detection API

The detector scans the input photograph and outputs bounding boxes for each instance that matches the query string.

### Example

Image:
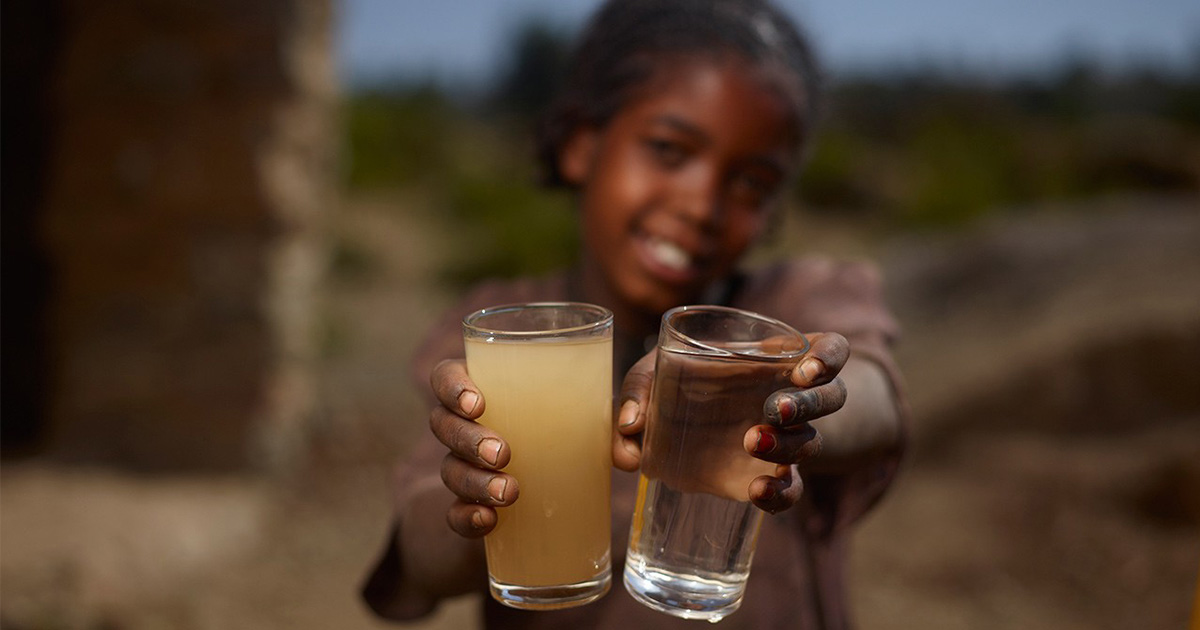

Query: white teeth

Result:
[647,238,691,272]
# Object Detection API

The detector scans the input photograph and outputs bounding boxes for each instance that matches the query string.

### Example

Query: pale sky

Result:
[336,0,1200,87]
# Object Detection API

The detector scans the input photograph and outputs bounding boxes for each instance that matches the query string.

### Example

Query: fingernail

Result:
[775,397,797,424]
[759,482,777,501]
[622,437,640,459]
[618,400,640,427]
[459,390,480,415]
[471,511,486,529]
[488,477,508,503]
[799,358,824,383]
[478,438,502,466]
[755,430,778,455]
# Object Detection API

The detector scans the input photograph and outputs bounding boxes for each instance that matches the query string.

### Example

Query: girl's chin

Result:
[626,281,703,318]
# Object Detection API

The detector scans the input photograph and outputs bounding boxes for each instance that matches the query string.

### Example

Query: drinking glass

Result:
[623,305,809,622]
[463,302,614,610]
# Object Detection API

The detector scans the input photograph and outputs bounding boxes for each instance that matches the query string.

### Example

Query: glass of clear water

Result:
[623,305,809,622]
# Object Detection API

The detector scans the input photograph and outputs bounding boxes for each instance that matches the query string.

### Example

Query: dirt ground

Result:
[2,194,1198,630]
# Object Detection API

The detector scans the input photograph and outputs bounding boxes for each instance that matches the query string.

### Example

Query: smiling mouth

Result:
[637,234,703,285]
[647,237,691,272]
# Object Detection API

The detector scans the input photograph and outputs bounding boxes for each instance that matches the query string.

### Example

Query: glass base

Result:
[489,571,611,611]
[623,562,745,623]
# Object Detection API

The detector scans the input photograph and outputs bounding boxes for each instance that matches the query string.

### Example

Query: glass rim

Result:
[661,304,810,361]
[462,301,614,340]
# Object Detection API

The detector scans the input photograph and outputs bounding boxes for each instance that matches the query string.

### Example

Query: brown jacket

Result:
[367,258,908,630]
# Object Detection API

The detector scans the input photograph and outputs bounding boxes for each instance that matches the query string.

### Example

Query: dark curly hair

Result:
[536,0,824,188]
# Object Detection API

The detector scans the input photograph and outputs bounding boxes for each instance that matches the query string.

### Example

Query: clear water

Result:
[624,475,764,622]
[623,346,788,621]
[637,349,789,501]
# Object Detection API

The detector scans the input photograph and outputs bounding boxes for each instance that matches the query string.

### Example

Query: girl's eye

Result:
[645,138,688,168]
[729,170,782,209]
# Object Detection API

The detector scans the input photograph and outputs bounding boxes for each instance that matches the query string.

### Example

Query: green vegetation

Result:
[340,27,1199,284]
[341,80,577,286]
[344,84,457,190]
[801,66,1200,227]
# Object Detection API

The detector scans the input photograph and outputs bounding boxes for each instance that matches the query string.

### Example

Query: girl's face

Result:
[561,57,799,320]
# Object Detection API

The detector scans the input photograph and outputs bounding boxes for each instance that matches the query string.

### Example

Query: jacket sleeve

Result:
[743,257,910,535]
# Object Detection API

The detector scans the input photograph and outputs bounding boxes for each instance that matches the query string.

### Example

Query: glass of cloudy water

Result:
[623,305,809,622]
[464,302,614,610]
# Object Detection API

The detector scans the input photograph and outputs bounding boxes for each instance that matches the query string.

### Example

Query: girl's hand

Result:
[746,332,849,513]
[427,359,518,538]
[611,332,850,514]
[612,352,655,472]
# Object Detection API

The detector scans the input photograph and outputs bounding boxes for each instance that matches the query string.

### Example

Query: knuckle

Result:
[787,473,805,501]
[785,427,821,464]
[469,470,496,503]
[831,332,850,353]
[620,354,657,398]
[429,406,459,446]
[431,359,471,404]
[832,377,848,403]
[796,388,820,418]
[441,455,491,503]
[623,370,653,398]
[446,504,482,537]
[439,455,456,488]
[432,408,453,441]
[445,415,471,449]
[799,380,846,417]
[430,359,457,388]
[810,431,824,458]
[814,333,850,365]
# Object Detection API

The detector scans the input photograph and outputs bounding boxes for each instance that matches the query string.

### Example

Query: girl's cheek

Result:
[732,211,768,248]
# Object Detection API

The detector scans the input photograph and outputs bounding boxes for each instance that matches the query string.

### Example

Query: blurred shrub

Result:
[443,174,577,285]
[343,84,456,189]
[328,234,378,283]
[339,20,584,288]
[799,61,1200,228]
[342,82,577,287]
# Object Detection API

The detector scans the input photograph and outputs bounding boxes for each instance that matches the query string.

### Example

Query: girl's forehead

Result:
[610,57,802,157]
[626,57,797,124]
[626,54,802,124]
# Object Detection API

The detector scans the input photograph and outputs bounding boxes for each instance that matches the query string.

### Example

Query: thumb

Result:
[612,351,655,471]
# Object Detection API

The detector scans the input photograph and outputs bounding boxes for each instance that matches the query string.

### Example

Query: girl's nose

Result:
[673,167,723,232]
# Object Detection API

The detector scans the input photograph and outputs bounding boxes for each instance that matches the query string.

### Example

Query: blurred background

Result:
[2,1,1198,629]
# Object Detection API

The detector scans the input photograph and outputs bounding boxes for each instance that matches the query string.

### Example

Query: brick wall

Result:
[38,0,336,471]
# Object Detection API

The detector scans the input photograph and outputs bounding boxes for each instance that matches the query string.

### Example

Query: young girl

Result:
[362,1,907,628]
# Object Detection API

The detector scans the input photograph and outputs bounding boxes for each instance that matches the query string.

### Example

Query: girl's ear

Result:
[558,127,599,186]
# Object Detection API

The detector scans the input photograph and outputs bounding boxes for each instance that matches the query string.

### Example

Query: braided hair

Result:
[536,0,823,188]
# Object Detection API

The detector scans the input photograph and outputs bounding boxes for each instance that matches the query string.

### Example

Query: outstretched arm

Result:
[361,475,485,620]
[612,332,903,514]
[362,359,518,620]
[795,353,902,475]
